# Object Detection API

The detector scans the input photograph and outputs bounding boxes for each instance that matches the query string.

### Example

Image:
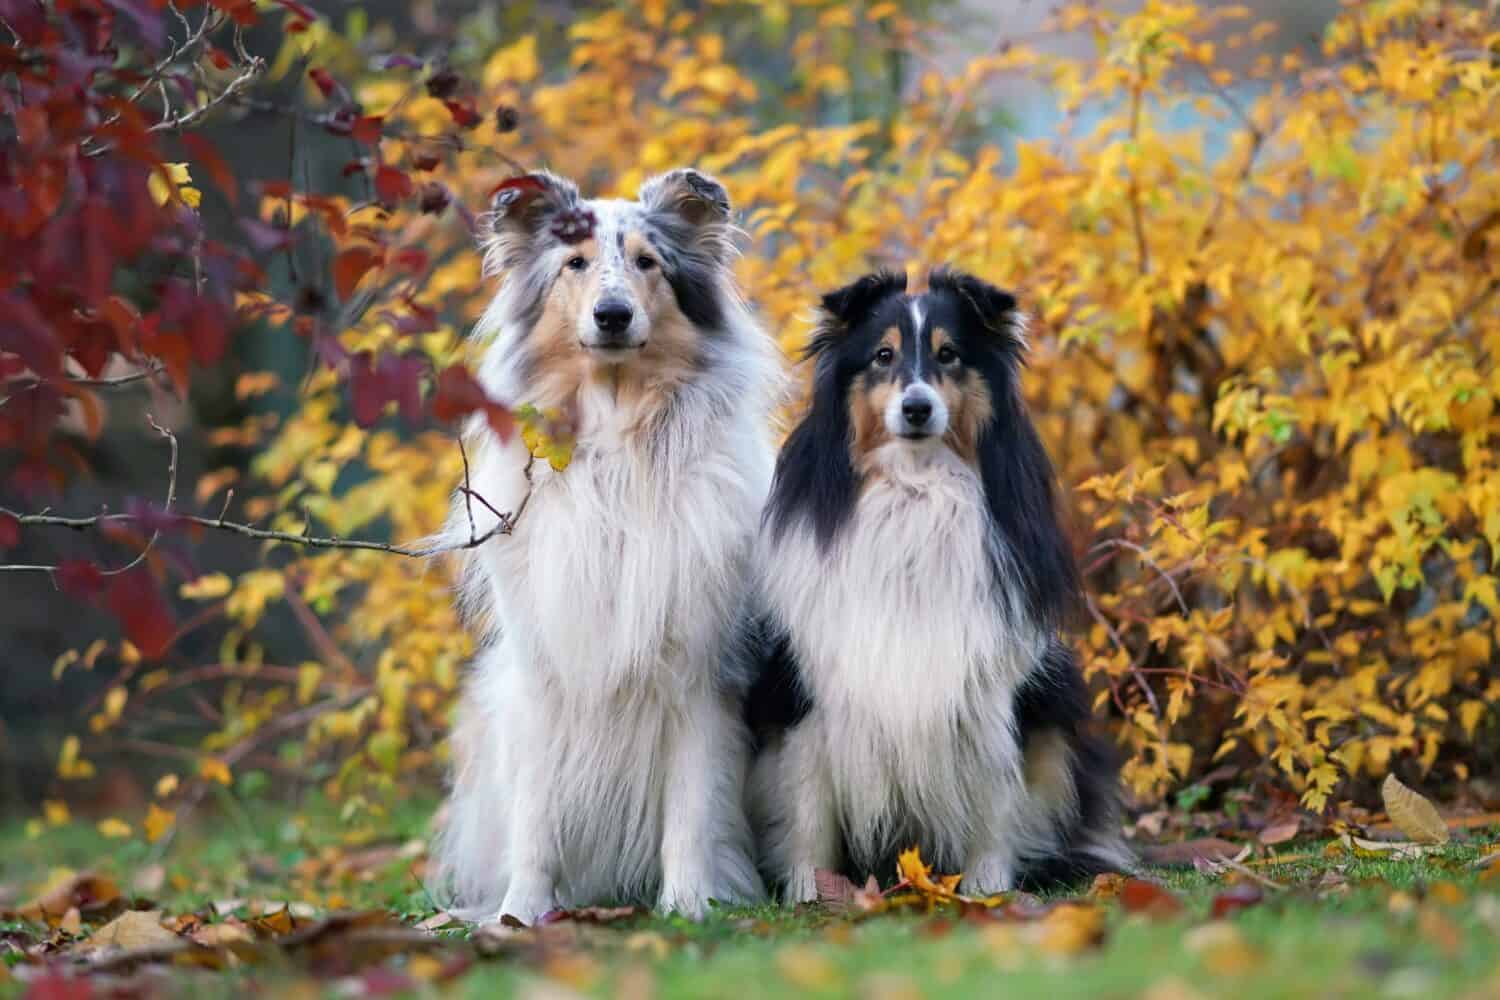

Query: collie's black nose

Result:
[593,301,633,334]
[902,397,932,427]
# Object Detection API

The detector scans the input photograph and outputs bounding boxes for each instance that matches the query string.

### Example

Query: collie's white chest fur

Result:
[472,417,768,697]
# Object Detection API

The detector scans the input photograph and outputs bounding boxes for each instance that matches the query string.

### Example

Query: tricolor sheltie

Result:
[747,268,1132,901]
[431,169,780,924]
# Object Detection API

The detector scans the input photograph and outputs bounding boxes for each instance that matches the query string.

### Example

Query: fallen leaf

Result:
[59,906,82,936]
[189,920,254,947]
[77,910,180,953]
[8,872,121,925]
[416,912,454,931]
[1035,902,1106,956]
[1258,817,1300,845]
[1185,921,1262,975]
[1381,774,1450,845]
[1143,839,1246,867]
[535,906,640,925]
[1119,879,1184,918]
[1089,872,1127,899]
[1339,834,1438,859]
[1211,883,1264,918]
[815,868,859,907]
[897,847,963,899]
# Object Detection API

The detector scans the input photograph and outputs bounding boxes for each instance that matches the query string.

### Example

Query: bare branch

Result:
[0,443,533,572]
[10,361,166,391]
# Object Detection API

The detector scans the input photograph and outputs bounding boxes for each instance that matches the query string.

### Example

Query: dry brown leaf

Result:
[58,907,82,936]
[1142,838,1245,867]
[1381,774,1450,845]
[78,910,181,954]
[1258,817,1300,846]
[8,872,122,924]
[1340,833,1438,859]
[417,911,454,931]
[1211,884,1264,918]
[814,868,860,907]
[1035,903,1106,956]
[1184,921,1262,975]
[1118,879,1184,918]
[189,920,254,947]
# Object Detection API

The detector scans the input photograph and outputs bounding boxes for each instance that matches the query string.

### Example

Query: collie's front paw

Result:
[658,884,713,921]
[783,865,819,905]
[497,882,559,926]
[963,854,1015,896]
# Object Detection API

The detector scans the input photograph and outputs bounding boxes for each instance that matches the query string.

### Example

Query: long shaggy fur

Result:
[748,268,1132,900]
[430,169,781,924]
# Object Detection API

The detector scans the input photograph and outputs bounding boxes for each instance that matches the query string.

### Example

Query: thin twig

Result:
[5,361,166,391]
[1127,53,1151,276]
[101,414,179,577]
[1084,591,1161,718]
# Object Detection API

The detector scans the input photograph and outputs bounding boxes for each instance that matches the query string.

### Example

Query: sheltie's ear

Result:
[639,168,734,264]
[806,270,907,359]
[929,268,1025,356]
[481,171,584,273]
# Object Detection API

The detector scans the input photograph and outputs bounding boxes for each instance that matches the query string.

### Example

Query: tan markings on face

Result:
[848,326,902,473]
[525,237,598,405]
[612,229,703,429]
[525,230,705,430]
[931,328,993,462]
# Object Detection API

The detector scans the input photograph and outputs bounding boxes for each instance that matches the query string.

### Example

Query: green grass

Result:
[2,797,1497,999]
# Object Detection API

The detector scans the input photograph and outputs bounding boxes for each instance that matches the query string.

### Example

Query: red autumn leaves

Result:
[0,1,524,666]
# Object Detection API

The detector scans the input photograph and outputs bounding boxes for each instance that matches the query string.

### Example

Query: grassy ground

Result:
[2,795,1498,998]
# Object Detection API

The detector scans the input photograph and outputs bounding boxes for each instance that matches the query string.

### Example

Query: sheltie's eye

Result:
[635,254,656,271]
[935,344,959,365]
[565,255,588,271]
[873,346,895,367]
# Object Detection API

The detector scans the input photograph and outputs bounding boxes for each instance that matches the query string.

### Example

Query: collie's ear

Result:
[482,171,584,272]
[639,168,734,262]
[640,168,730,226]
[930,269,1024,352]
[806,270,906,358]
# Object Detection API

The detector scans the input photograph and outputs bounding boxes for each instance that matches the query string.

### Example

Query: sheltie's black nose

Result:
[902,397,932,427]
[594,301,634,334]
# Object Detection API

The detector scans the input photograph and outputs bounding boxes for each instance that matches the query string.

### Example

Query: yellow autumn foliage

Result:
[64,0,1500,816]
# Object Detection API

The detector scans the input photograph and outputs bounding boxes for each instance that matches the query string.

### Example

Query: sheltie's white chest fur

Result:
[759,443,1044,866]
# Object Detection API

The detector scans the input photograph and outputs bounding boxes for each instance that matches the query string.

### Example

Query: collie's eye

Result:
[873,347,895,366]
[635,254,656,271]
[565,255,588,271]
[936,345,959,365]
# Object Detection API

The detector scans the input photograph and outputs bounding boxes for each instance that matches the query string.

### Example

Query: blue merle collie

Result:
[430,169,780,924]
[747,268,1131,901]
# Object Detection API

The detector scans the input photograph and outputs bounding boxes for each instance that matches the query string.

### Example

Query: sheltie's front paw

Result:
[658,883,714,921]
[496,880,559,927]
[962,854,1016,897]
[783,864,819,905]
